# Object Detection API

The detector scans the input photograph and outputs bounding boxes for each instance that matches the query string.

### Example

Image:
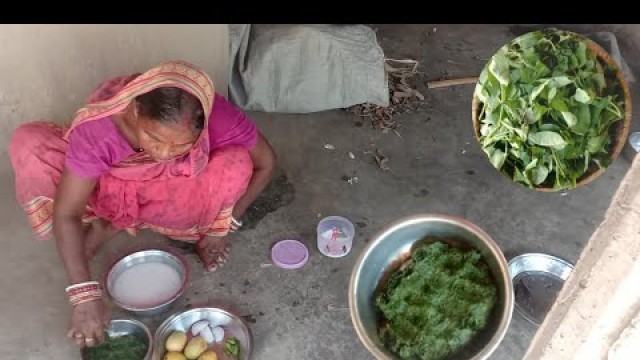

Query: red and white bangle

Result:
[65,281,102,306]
[230,217,243,232]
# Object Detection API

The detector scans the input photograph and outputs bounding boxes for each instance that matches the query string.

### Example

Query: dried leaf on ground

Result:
[346,58,425,133]
[374,149,390,171]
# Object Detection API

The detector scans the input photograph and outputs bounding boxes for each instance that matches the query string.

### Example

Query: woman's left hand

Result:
[67,299,110,348]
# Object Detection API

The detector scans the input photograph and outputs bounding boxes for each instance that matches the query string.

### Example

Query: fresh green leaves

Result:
[476,29,625,190]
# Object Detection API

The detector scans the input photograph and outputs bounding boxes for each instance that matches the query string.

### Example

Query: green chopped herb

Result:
[376,241,497,360]
[82,334,146,360]
[223,337,241,358]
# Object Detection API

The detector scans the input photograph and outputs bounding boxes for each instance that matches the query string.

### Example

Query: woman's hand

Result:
[67,299,110,348]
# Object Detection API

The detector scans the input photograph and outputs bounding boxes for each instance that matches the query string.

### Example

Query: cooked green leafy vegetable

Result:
[376,241,497,360]
[224,337,241,357]
[82,334,147,360]
[475,28,625,190]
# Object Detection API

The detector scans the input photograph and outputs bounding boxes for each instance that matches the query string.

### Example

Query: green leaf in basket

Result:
[573,88,591,103]
[531,163,550,185]
[561,111,578,128]
[529,131,566,149]
[573,103,591,135]
[490,149,507,170]
[489,51,510,86]
[548,76,572,88]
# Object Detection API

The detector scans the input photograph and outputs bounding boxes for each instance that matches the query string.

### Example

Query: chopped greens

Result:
[82,334,147,360]
[376,241,497,360]
[223,337,241,358]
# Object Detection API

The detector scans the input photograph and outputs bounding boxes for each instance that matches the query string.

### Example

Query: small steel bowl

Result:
[508,253,574,326]
[153,307,253,360]
[349,214,514,360]
[105,249,189,316]
[81,319,153,360]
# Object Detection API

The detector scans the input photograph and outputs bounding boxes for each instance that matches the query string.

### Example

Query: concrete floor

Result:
[1,25,639,360]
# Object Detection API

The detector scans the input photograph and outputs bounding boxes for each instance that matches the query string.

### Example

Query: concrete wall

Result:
[523,155,640,360]
[0,24,229,164]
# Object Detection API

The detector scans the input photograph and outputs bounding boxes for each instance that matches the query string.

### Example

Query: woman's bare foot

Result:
[195,236,230,272]
[85,218,119,259]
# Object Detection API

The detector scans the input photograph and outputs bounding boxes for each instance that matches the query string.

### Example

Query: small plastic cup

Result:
[317,216,355,258]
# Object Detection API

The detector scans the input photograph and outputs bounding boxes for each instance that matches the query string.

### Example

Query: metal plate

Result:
[105,249,189,316]
[154,307,253,360]
[508,253,574,326]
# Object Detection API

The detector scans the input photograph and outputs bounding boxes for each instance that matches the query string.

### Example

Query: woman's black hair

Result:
[135,87,205,133]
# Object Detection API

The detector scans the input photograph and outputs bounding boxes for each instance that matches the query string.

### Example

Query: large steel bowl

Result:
[81,319,153,360]
[153,307,253,360]
[105,249,189,316]
[349,214,514,360]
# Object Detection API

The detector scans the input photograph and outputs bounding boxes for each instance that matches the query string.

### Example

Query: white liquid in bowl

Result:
[111,262,182,308]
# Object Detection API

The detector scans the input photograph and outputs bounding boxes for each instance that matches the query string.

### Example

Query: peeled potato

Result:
[198,351,218,360]
[165,331,188,352]
[184,336,208,359]
[164,352,187,360]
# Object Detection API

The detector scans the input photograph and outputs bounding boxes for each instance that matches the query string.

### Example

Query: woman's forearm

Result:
[53,170,98,286]
[233,165,274,219]
[53,214,91,285]
[233,132,277,220]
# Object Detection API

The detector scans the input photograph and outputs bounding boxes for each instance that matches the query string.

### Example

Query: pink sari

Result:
[9,61,253,241]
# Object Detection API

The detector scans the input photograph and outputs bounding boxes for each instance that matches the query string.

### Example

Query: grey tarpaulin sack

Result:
[228,24,389,113]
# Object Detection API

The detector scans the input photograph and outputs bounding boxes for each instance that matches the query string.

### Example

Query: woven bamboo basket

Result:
[471,30,632,192]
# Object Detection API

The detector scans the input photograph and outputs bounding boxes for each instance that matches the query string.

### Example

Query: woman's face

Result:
[136,115,198,162]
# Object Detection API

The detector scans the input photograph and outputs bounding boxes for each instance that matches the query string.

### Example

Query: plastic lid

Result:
[271,240,309,269]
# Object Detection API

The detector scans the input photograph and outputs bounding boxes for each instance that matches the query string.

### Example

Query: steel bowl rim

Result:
[106,318,153,360]
[154,306,254,359]
[104,249,190,313]
[349,213,514,360]
[508,252,574,281]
